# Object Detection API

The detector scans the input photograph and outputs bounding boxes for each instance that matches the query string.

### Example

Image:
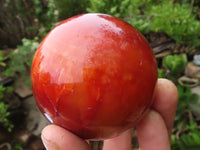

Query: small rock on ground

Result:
[185,62,200,79]
[23,96,50,136]
[191,86,200,103]
[14,79,33,98]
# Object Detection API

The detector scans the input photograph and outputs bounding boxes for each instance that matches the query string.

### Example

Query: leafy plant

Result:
[0,85,13,99]
[0,85,6,99]
[87,0,200,47]
[171,121,200,150]
[55,0,88,20]
[87,0,133,18]
[158,68,166,78]
[0,51,7,67]
[171,84,200,150]
[129,0,200,46]
[0,0,57,48]
[146,1,200,46]
[13,143,23,150]
[174,86,199,129]
[162,53,188,75]
[0,102,14,132]
[4,37,39,86]
[161,53,200,149]
[0,85,14,133]
[34,0,58,37]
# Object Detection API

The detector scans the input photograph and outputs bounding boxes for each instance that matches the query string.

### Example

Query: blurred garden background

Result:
[0,0,200,150]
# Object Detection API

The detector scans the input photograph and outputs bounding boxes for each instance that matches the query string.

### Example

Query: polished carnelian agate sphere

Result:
[31,13,158,139]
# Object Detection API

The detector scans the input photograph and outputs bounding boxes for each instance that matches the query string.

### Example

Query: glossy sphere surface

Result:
[31,13,158,139]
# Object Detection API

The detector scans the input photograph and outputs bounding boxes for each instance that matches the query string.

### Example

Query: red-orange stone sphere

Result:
[31,13,158,139]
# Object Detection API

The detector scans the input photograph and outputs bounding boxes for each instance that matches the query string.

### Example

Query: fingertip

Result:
[41,125,59,150]
[155,78,178,101]
[41,124,91,150]
[153,78,179,117]
[152,78,178,136]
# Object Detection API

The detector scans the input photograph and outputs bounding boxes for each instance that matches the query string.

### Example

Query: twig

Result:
[191,0,194,13]
[0,142,12,150]
[188,111,194,121]
[175,127,188,139]
[16,15,25,35]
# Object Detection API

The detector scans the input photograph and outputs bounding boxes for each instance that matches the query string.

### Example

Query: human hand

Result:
[41,78,178,150]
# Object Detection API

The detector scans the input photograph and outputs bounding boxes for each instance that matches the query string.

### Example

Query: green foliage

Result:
[171,85,200,150]
[174,86,199,129]
[0,0,58,48]
[163,53,188,75]
[159,52,200,149]
[126,0,162,33]
[0,51,7,67]
[158,68,166,78]
[35,0,58,36]
[172,121,200,150]
[129,0,200,46]
[0,102,14,132]
[55,0,88,20]
[87,0,200,47]
[0,85,13,99]
[0,85,14,132]
[87,0,133,18]
[4,37,39,86]
[160,53,188,82]
[24,0,58,37]
[13,143,23,150]
[146,1,200,46]
[0,85,6,99]
[20,0,58,33]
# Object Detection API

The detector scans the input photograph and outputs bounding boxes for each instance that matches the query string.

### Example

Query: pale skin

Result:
[41,78,178,150]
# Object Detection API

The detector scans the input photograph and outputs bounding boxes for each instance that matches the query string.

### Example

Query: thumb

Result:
[41,124,91,150]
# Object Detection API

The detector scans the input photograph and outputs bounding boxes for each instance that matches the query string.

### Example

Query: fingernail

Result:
[41,134,59,150]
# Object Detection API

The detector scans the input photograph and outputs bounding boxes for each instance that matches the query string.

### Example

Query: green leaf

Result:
[0,102,14,132]
[158,68,165,78]
[163,54,188,75]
